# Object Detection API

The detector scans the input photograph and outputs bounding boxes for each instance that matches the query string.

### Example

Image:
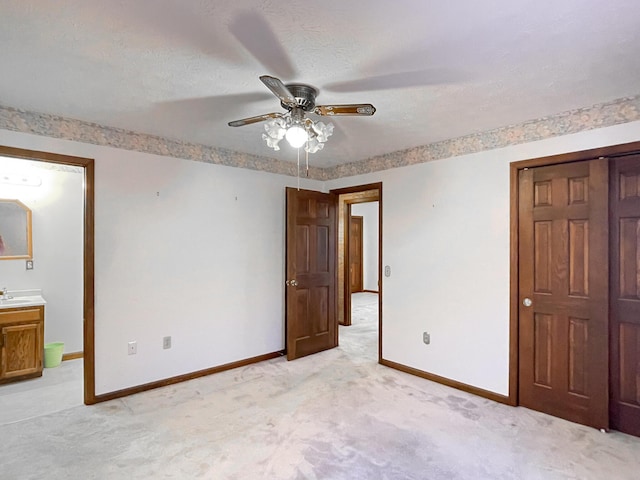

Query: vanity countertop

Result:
[0,289,46,310]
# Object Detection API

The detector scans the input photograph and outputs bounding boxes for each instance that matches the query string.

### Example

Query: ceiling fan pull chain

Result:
[297,147,300,191]
[305,145,309,177]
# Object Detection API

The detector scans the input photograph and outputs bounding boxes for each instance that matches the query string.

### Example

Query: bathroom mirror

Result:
[0,199,33,260]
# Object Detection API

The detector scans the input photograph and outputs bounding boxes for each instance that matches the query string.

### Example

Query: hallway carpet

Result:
[2,293,639,479]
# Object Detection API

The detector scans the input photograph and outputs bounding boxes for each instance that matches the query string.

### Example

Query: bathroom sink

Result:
[0,298,31,305]
[0,295,46,309]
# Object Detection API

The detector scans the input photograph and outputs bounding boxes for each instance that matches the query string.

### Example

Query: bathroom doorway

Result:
[0,145,95,406]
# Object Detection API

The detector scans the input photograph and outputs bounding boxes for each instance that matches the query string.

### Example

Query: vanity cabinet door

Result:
[0,307,44,382]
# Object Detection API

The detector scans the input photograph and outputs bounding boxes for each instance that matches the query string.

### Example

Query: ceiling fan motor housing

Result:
[283,83,319,112]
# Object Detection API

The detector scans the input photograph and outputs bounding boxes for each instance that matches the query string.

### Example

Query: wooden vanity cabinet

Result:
[0,306,44,383]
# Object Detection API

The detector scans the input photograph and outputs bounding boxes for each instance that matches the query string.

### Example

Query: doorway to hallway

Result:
[283,182,382,363]
[333,183,382,361]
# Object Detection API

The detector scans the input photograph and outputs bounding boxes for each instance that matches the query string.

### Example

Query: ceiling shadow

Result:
[229,11,297,79]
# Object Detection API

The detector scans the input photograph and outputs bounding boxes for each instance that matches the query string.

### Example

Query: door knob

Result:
[285,280,290,286]
[290,279,298,287]
[522,297,532,307]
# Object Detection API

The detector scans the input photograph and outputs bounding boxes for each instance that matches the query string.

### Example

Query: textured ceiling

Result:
[1,0,640,168]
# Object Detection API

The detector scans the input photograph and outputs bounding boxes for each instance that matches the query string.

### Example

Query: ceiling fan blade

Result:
[314,104,377,116]
[229,12,296,79]
[228,112,283,127]
[259,75,297,107]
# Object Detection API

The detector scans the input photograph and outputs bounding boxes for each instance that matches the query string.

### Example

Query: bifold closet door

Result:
[610,155,640,437]
[518,158,609,430]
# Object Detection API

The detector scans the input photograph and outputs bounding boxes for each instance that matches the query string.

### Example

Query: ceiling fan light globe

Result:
[285,125,308,148]
[324,122,334,136]
[305,137,324,153]
[264,120,286,139]
[262,133,282,150]
[313,121,334,142]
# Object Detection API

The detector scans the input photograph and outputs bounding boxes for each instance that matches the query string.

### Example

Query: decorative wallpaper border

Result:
[323,94,640,180]
[1,95,639,181]
[0,106,326,180]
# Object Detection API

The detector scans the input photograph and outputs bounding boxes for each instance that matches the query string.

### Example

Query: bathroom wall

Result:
[0,157,84,351]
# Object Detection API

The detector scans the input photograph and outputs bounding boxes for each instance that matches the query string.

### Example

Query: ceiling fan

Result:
[228,75,376,153]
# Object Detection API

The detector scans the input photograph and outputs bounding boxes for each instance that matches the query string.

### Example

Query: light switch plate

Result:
[26,260,34,270]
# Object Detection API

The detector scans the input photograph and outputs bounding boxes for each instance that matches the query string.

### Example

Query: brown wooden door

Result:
[518,159,609,429]
[349,215,363,293]
[610,156,640,436]
[285,187,338,360]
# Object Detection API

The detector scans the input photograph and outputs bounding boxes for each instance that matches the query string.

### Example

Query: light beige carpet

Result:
[1,293,639,479]
[0,357,83,425]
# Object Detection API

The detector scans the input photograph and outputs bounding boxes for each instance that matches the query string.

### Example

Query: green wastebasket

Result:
[44,342,64,368]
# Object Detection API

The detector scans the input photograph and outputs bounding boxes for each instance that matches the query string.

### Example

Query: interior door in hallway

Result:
[349,215,363,293]
[610,156,640,437]
[518,159,609,429]
[285,188,338,360]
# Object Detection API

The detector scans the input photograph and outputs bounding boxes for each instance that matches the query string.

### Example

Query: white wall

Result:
[351,202,379,291]
[0,129,321,395]
[0,159,84,351]
[3,120,640,398]
[327,121,640,396]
